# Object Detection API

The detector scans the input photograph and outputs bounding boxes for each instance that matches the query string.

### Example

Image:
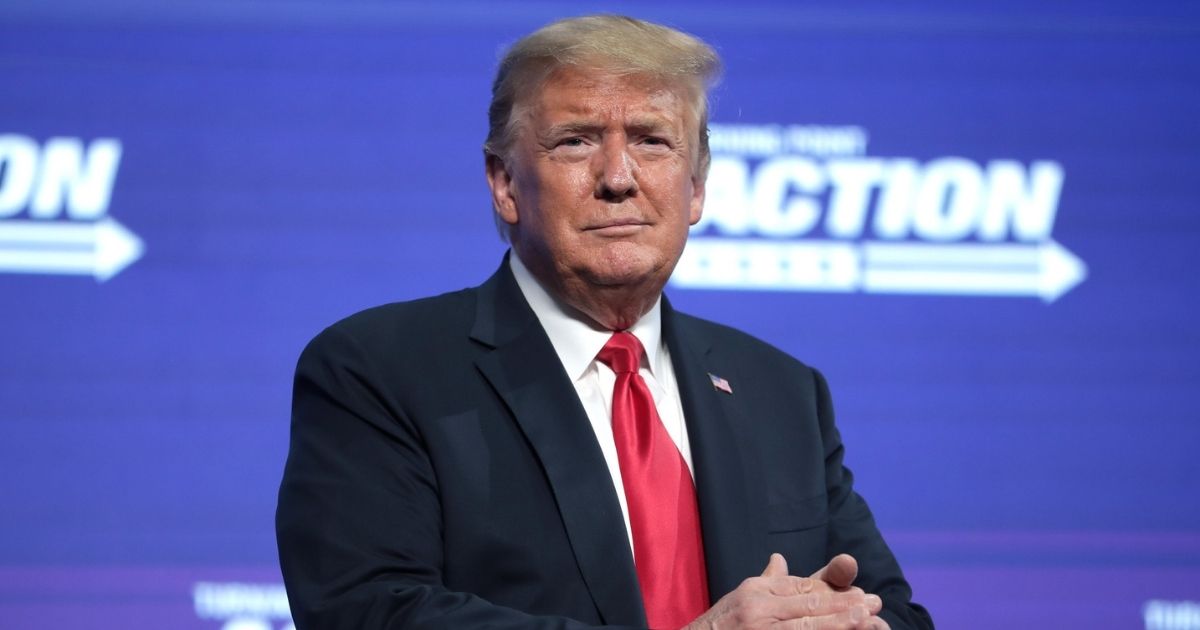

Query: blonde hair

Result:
[484,14,722,174]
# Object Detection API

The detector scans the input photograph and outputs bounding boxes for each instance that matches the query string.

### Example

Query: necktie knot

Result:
[597,331,643,374]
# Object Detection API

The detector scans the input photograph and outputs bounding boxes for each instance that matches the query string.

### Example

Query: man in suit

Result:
[276,15,932,630]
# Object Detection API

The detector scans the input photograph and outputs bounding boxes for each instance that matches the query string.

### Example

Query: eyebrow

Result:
[626,117,676,136]
[541,117,676,139]
[542,121,604,138]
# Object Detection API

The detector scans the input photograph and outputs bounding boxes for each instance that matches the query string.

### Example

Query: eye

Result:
[547,135,593,159]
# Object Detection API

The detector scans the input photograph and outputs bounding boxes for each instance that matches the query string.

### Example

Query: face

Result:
[487,66,705,322]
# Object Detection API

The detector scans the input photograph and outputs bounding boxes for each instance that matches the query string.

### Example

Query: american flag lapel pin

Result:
[708,373,733,395]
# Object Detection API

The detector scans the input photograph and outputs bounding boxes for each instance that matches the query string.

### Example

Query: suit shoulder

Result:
[672,310,815,374]
[301,287,476,361]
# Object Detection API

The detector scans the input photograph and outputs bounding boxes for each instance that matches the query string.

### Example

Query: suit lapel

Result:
[663,300,770,600]
[471,261,646,626]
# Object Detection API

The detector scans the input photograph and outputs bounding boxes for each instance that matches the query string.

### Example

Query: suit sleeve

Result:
[812,369,936,630]
[275,326,642,630]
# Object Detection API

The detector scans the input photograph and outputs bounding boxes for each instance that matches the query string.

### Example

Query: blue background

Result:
[2,1,1198,628]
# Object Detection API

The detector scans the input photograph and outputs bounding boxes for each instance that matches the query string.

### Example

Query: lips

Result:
[584,219,650,237]
[585,218,649,230]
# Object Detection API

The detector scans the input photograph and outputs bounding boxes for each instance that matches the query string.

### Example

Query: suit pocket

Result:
[767,493,829,533]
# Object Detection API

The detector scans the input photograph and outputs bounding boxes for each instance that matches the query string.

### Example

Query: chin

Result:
[585,268,652,287]
[584,247,667,288]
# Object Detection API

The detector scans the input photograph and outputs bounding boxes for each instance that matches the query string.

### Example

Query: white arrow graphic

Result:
[862,240,1087,303]
[671,238,1087,302]
[0,218,145,281]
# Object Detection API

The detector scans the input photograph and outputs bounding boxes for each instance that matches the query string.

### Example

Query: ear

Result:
[689,172,706,226]
[485,152,520,226]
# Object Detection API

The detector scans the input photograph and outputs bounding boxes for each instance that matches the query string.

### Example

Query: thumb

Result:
[810,553,858,589]
[760,552,789,578]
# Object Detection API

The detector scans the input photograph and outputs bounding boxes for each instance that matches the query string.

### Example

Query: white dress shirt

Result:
[509,252,695,553]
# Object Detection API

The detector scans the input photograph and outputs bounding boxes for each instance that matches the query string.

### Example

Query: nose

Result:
[594,136,638,201]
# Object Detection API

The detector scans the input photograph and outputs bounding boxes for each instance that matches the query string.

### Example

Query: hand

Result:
[682,553,889,630]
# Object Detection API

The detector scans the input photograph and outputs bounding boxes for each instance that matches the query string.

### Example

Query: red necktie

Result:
[597,331,709,630]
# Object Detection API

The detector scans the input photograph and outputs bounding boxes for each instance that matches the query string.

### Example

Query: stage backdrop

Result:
[2,1,1198,628]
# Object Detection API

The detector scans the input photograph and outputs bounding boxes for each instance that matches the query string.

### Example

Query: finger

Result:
[810,553,858,589]
[764,576,817,596]
[763,578,863,598]
[864,594,883,615]
[868,617,891,629]
[761,552,789,578]
[776,604,873,629]
[769,590,870,620]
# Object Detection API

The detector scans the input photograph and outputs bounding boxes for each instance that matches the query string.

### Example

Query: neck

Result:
[516,254,663,331]
[563,283,660,331]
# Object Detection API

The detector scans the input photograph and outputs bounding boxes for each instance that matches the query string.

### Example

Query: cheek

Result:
[649,164,696,213]
[531,157,575,186]
[557,166,594,196]
[534,167,592,217]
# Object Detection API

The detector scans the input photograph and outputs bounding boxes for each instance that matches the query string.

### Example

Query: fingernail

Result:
[865,594,882,610]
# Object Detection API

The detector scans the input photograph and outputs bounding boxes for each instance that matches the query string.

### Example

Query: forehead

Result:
[523,66,694,128]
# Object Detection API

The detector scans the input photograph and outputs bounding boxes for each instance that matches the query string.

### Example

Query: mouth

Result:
[584,219,650,237]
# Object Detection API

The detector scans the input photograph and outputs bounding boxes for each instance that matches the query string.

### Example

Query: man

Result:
[277,15,932,630]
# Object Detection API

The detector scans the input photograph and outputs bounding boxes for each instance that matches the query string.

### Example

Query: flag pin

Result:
[708,373,733,394]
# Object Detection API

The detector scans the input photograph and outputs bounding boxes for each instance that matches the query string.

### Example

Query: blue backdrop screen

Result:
[2,2,1198,628]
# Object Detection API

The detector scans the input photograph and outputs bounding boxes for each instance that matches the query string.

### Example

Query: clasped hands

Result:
[684,553,889,630]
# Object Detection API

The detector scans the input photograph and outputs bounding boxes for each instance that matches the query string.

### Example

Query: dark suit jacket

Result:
[276,258,932,629]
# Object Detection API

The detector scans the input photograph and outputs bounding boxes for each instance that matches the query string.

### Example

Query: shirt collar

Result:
[509,250,663,381]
